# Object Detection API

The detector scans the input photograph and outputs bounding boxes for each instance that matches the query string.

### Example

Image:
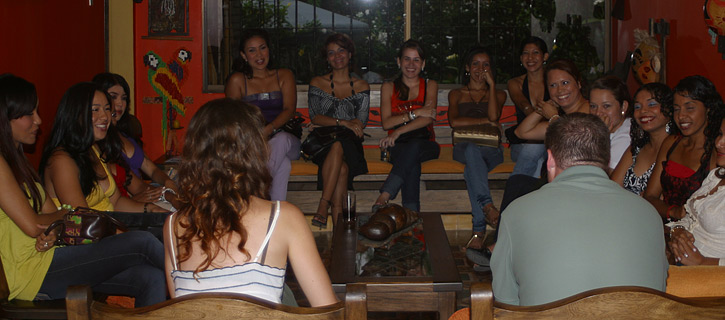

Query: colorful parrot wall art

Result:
[142,48,191,154]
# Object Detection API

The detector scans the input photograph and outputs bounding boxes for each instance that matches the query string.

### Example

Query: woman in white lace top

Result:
[669,118,725,265]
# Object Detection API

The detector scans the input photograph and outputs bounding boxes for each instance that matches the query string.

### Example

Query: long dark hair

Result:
[394,39,426,100]
[0,74,43,212]
[519,36,548,56]
[175,98,271,274]
[462,46,494,85]
[671,75,725,165]
[91,73,134,190]
[630,82,673,153]
[232,29,272,79]
[91,73,136,141]
[40,82,116,197]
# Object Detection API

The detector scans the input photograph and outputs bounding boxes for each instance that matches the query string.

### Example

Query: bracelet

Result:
[548,114,560,123]
[336,118,340,126]
[402,114,408,125]
[60,203,73,211]
[159,187,176,202]
[669,225,686,239]
[144,202,150,213]
[409,110,417,120]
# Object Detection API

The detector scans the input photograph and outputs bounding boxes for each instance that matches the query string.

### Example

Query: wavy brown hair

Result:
[175,98,271,274]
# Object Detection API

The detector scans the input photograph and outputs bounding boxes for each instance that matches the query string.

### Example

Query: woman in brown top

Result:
[448,46,507,250]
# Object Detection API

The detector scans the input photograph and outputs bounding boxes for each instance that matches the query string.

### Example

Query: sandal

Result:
[466,231,486,250]
[483,203,500,227]
[311,198,330,229]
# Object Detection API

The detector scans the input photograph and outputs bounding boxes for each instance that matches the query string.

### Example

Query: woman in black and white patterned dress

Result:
[611,82,673,195]
[307,33,370,228]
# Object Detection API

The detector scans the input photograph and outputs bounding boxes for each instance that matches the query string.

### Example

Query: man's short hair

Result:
[545,113,610,170]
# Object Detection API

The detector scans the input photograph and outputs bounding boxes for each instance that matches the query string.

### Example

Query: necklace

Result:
[467,85,487,105]
[330,73,354,98]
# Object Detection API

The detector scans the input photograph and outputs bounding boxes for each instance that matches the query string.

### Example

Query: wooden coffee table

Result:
[329,212,462,319]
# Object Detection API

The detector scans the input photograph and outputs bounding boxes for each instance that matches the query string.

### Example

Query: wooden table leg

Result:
[438,291,456,319]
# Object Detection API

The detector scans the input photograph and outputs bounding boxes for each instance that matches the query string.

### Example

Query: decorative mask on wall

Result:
[143,48,192,154]
[631,29,661,85]
[704,0,725,36]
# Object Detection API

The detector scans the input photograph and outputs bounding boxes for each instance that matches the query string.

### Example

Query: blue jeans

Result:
[381,139,440,212]
[510,143,546,178]
[453,143,504,233]
[36,230,165,307]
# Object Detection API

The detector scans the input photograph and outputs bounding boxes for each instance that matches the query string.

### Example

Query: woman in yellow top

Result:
[0,75,165,306]
[39,82,163,213]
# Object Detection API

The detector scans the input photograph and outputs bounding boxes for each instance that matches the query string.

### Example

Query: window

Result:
[204,0,609,92]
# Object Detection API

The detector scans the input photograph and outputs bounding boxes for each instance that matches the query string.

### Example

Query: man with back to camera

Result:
[490,113,668,306]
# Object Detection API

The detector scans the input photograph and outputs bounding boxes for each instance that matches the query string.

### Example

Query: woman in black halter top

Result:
[448,47,507,250]
[505,37,549,178]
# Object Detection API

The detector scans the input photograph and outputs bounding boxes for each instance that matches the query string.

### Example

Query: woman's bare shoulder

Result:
[352,77,370,92]
[508,74,525,84]
[309,75,329,88]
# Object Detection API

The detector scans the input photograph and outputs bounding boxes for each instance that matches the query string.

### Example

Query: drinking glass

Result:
[343,192,356,228]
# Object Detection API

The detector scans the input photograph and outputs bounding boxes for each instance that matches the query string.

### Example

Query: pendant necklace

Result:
[467,84,487,105]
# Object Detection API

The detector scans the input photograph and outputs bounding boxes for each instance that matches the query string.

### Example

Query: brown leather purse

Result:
[451,123,502,148]
[45,207,127,245]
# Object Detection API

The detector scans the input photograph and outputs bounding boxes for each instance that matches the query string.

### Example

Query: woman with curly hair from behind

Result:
[163,98,337,306]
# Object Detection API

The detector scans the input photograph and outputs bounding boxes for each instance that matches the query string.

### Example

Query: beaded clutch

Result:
[451,124,502,148]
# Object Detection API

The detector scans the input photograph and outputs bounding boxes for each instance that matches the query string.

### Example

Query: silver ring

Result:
[44,242,48,248]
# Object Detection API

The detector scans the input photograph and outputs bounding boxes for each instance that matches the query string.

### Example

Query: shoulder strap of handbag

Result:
[422,78,428,107]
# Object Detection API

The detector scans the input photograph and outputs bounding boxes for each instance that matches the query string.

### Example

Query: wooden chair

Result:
[469,282,725,319]
[0,256,67,319]
[66,283,367,320]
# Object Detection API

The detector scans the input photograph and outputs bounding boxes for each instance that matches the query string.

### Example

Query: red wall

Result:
[133,0,223,161]
[613,1,725,93]
[0,1,105,168]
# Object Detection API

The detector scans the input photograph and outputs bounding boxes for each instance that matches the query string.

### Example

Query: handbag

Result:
[452,123,502,148]
[272,115,305,139]
[44,207,128,246]
[396,126,432,143]
[301,125,357,161]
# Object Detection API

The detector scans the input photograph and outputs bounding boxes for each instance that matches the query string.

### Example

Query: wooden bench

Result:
[457,282,725,319]
[66,283,367,320]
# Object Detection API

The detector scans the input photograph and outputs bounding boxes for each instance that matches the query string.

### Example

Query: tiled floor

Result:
[288,227,494,319]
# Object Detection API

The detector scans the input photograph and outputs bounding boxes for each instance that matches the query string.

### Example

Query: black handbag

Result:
[396,126,431,143]
[301,125,357,161]
[272,115,305,139]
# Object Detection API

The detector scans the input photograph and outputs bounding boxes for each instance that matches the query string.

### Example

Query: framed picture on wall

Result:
[148,0,189,37]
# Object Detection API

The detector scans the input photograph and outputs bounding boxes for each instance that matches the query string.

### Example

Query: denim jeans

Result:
[380,139,440,212]
[510,143,546,178]
[453,142,504,233]
[267,131,301,201]
[36,230,165,307]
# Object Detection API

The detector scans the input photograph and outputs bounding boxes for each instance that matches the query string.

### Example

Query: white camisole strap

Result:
[167,201,281,269]
[253,201,281,263]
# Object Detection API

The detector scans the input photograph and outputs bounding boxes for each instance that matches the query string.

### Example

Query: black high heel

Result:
[311,198,330,229]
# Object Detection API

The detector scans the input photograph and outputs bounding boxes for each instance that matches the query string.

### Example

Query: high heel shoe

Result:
[311,198,330,229]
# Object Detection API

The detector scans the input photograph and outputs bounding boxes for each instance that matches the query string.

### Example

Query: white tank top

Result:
[169,201,286,303]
